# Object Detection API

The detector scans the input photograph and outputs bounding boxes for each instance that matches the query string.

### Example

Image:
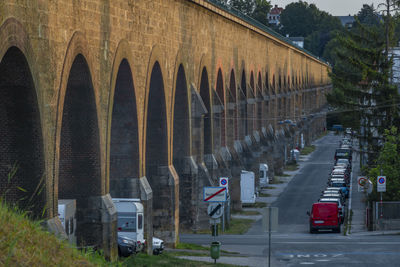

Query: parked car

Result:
[336,158,352,169]
[321,191,345,203]
[318,198,345,223]
[151,237,164,255]
[334,148,352,162]
[307,202,341,233]
[329,181,349,198]
[118,235,137,257]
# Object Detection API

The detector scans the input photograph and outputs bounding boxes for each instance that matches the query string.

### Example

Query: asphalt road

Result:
[274,132,343,234]
[181,133,400,266]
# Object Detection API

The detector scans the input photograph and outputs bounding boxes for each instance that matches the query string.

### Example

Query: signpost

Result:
[377,176,386,192]
[358,176,367,192]
[203,187,227,202]
[377,176,386,219]
[262,207,278,267]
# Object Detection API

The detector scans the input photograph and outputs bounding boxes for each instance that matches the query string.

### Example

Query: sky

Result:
[271,0,384,16]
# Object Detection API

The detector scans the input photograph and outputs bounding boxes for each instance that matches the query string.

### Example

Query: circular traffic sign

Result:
[207,203,224,219]
[358,177,366,186]
[378,177,385,184]
[220,178,227,186]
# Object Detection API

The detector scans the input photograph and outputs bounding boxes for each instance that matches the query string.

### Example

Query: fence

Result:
[372,201,400,230]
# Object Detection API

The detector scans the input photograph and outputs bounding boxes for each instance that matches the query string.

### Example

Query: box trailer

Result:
[241,170,256,204]
[58,199,77,245]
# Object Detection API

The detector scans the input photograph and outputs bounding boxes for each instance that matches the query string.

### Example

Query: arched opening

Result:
[200,68,212,156]
[229,70,237,142]
[0,47,45,218]
[257,73,262,131]
[59,54,101,246]
[110,59,139,198]
[145,62,171,237]
[240,70,247,138]
[265,71,270,127]
[249,72,255,135]
[173,65,192,228]
[216,69,225,147]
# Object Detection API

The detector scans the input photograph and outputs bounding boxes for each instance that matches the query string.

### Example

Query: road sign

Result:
[377,176,386,192]
[207,203,224,219]
[357,176,367,192]
[219,177,229,187]
[203,187,227,202]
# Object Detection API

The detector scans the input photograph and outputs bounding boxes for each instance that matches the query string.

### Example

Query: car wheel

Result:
[309,225,315,234]
[153,249,159,255]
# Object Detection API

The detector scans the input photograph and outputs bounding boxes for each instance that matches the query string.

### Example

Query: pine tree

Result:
[327,19,399,165]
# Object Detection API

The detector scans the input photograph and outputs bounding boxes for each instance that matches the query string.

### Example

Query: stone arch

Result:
[144,59,177,243]
[215,68,225,147]
[172,64,192,228]
[0,18,47,218]
[228,69,238,142]
[239,68,247,138]
[0,46,45,219]
[108,56,139,198]
[249,71,255,135]
[58,53,101,246]
[199,67,212,157]
[256,72,263,131]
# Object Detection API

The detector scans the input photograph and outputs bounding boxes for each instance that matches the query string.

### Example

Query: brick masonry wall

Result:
[0,0,330,233]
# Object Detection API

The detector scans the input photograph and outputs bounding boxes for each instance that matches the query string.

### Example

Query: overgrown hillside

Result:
[0,201,112,267]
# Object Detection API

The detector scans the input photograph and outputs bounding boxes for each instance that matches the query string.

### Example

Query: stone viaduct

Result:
[0,0,330,258]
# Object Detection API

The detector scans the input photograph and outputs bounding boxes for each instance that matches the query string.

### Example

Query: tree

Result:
[279,1,342,57]
[230,0,255,16]
[251,0,272,25]
[368,127,400,201]
[327,18,399,165]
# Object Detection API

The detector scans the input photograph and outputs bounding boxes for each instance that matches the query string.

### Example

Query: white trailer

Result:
[240,170,256,204]
[58,199,77,245]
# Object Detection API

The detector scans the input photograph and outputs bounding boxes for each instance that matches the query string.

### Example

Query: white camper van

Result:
[259,163,269,187]
[58,199,77,245]
[112,198,164,255]
[240,170,256,204]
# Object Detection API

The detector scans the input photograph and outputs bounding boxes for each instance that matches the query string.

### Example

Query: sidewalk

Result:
[347,148,368,234]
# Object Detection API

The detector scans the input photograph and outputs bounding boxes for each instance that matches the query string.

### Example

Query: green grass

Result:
[242,202,267,208]
[0,200,115,267]
[121,252,237,266]
[261,186,276,189]
[300,145,316,155]
[223,218,255,235]
[258,193,271,197]
[176,243,208,251]
[284,163,299,171]
[232,210,260,216]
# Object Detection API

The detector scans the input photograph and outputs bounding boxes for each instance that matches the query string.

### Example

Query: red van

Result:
[307,202,341,233]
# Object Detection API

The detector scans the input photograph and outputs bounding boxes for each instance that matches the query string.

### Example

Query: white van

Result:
[112,198,164,255]
[259,163,269,187]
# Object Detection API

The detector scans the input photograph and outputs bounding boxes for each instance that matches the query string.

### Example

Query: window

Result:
[117,212,137,232]
[138,214,143,230]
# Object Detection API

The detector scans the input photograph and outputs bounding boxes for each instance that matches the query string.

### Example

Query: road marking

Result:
[300,262,315,265]
[316,259,331,262]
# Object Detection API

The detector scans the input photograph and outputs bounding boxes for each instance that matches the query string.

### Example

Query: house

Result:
[268,5,283,26]
[336,16,355,29]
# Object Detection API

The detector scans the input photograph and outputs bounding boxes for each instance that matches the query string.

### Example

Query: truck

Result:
[240,170,256,204]
[112,198,164,255]
[58,199,77,245]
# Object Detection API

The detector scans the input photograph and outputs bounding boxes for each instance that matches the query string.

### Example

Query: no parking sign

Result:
[219,177,229,192]
[377,176,386,192]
